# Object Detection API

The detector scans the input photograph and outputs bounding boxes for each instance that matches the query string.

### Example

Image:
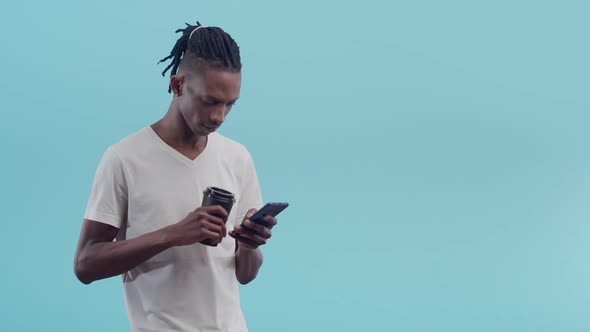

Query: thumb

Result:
[246,208,257,219]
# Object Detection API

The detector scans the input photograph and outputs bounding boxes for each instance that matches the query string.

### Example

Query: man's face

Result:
[175,66,241,136]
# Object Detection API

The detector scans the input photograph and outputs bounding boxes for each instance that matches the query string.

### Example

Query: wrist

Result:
[237,244,259,254]
[159,225,180,247]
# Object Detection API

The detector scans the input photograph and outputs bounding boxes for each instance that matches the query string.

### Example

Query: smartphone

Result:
[230,202,289,238]
[249,202,289,226]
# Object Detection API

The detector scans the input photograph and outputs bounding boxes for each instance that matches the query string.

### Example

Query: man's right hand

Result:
[168,205,228,246]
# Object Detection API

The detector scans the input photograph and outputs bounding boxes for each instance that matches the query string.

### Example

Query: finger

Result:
[201,212,227,236]
[201,223,224,242]
[235,226,267,245]
[219,218,227,237]
[228,229,242,240]
[245,208,257,219]
[234,233,260,249]
[263,215,278,228]
[203,221,225,240]
[228,226,247,240]
[202,205,229,221]
[218,221,228,239]
[243,220,272,238]
[202,229,222,244]
[228,231,241,242]
[197,209,226,224]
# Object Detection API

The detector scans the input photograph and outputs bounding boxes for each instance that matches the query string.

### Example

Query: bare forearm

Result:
[235,246,263,284]
[75,227,176,284]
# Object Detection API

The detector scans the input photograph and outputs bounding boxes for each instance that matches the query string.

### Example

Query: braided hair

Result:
[158,22,241,93]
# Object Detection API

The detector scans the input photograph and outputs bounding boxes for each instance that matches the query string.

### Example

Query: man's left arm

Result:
[232,210,277,284]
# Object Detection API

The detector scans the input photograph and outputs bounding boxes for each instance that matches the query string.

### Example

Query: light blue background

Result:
[1,1,589,331]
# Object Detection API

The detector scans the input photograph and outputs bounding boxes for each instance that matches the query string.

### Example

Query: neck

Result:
[151,102,207,151]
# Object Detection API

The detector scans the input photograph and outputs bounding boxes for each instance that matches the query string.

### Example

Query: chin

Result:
[194,127,212,136]
[187,122,206,136]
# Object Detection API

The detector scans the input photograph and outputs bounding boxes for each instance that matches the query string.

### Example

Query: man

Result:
[74,22,277,332]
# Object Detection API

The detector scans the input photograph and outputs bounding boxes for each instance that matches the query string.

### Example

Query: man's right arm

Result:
[73,206,228,284]
[74,220,173,284]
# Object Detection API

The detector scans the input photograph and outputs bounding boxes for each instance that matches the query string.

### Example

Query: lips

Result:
[202,124,219,132]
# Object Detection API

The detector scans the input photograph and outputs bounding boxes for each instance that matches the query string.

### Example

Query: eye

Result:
[201,98,217,106]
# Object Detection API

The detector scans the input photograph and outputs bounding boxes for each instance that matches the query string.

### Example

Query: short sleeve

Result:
[84,147,128,229]
[236,149,263,222]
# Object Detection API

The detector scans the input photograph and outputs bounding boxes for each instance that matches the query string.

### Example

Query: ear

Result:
[169,75,184,96]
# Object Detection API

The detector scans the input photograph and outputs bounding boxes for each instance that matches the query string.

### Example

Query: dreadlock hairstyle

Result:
[158,22,242,93]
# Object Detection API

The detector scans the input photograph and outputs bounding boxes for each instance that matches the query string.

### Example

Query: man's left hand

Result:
[229,208,277,250]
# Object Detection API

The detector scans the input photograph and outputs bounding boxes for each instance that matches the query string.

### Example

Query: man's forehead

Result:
[186,69,241,100]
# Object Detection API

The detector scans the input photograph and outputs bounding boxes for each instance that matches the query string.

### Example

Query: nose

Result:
[210,105,228,125]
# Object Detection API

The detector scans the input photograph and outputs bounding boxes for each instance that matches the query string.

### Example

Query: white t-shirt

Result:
[84,126,263,332]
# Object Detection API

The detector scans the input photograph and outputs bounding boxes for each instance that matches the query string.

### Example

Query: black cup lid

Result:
[205,186,235,201]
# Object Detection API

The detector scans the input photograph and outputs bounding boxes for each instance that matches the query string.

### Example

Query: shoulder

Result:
[108,127,153,156]
[93,126,157,166]
[93,127,154,173]
[209,132,253,161]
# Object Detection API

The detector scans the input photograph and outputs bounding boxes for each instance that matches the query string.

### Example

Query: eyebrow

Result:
[204,95,239,104]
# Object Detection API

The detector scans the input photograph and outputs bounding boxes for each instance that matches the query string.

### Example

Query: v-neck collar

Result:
[146,126,213,166]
